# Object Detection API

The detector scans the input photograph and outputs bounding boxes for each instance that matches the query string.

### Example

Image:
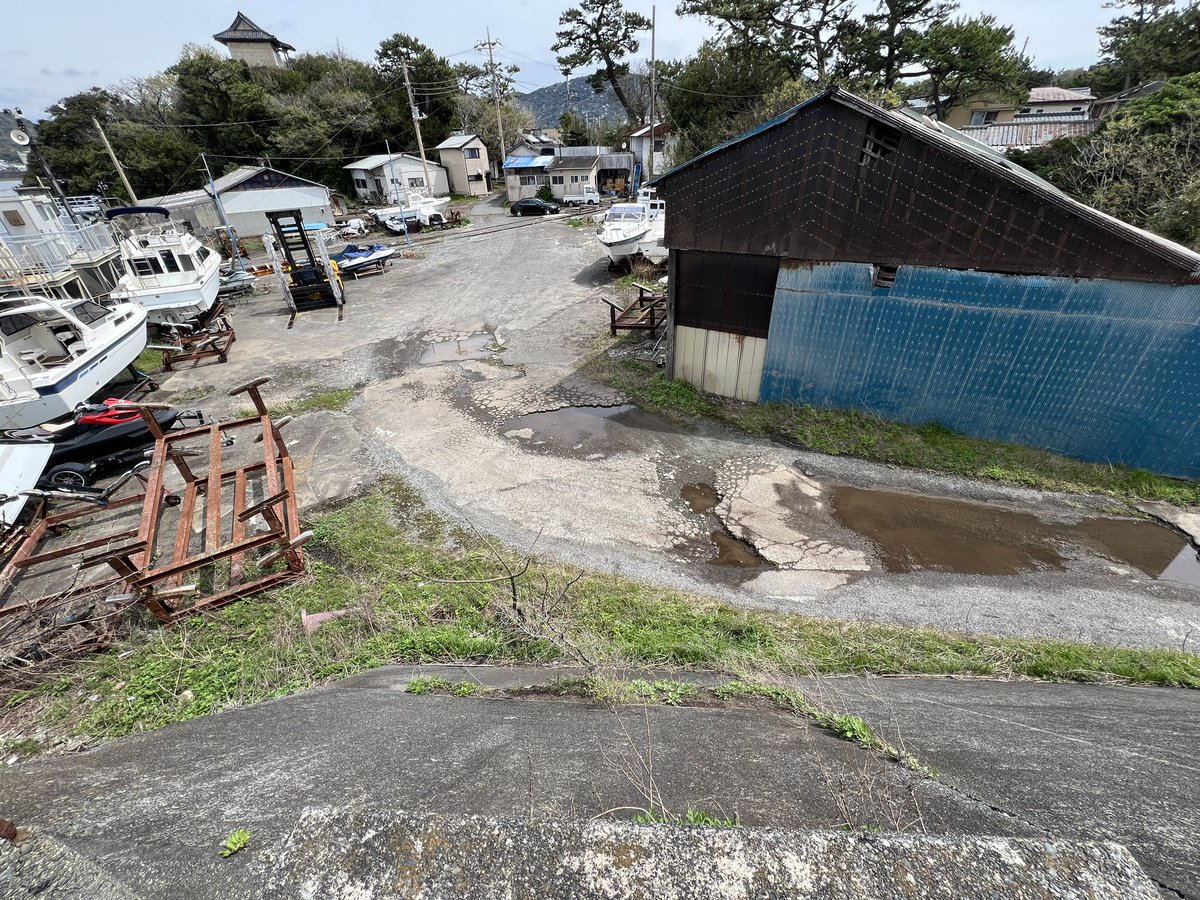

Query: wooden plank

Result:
[205,425,223,553]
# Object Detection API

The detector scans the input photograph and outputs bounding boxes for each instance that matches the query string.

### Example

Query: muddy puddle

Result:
[502,405,680,456]
[832,486,1200,584]
[420,334,499,365]
[709,531,763,567]
[681,482,719,514]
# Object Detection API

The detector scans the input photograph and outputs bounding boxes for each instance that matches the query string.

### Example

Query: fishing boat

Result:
[0,294,147,429]
[596,203,652,264]
[106,206,222,326]
[635,186,668,264]
[370,192,451,232]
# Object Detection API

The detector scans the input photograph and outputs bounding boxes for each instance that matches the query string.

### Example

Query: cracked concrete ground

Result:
[147,200,1200,651]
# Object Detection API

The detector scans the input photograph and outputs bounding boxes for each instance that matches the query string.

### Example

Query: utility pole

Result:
[93,117,138,204]
[5,107,80,225]
[477,30,508,172]
[401,60,433,195]
[202,152,244,273]
[648,4,657,178]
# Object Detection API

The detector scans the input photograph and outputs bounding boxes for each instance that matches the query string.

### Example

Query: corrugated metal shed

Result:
[960,117,1098,150]
[652,87,1200,285]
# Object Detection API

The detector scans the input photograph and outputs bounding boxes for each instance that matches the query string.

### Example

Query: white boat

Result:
[0,294,147,429]
[597,204,652,263]
[106,206,222,326]
[635,186,668,264]
[370,192,451,230]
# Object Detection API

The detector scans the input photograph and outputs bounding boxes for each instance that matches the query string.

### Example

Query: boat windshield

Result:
[0,312,38,336]
[610,210,645,222]
[64,300,110,325]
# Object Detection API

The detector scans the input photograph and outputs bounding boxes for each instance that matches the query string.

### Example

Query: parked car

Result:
[510,198,560,216]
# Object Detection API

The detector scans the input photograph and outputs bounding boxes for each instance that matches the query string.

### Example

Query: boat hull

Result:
[0,307,148,429]
[113,268,220,326]
[601,230,650,262]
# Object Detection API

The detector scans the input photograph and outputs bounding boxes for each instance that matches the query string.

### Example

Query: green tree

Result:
[29,89,121,196]
[852,0,958,89]
[375,34,458,149]
[455,95,535,161]
[1099,0,1175,88]
[559,110,591,144]
[552,0,651,121]
[906,15,1028,119]
[675,0,856,81]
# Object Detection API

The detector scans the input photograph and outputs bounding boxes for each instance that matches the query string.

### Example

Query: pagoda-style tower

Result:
[213,12,295,68]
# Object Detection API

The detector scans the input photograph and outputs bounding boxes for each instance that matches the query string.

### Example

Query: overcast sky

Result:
[0,0,1113,120]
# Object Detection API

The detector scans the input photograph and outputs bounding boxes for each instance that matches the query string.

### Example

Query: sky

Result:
[0,0,1114,121]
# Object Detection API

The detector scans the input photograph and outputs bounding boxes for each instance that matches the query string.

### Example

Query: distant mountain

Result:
[518,75,634,127]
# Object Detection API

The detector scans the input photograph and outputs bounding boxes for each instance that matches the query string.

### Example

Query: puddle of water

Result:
[681,483,719,514]
[502,405,638,453]
[420,334,498,364]
[709,531,763,567]
[831,486,1200,584]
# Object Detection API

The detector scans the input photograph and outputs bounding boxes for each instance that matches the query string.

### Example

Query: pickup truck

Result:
[563,186,600,207]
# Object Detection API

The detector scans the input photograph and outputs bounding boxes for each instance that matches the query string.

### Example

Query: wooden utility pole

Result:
[401,60,434,194]
[648,4,657,178]
[93,117,138,204]
[478,29,507,168]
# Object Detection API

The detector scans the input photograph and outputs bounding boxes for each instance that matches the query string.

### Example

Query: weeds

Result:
[580,347,1200,505]
[133,348,164,374]
[406,676,486,697]
[6,478,1197,755]
[220,829,251,858]
[237,386,357,419]
[634,807,740,827]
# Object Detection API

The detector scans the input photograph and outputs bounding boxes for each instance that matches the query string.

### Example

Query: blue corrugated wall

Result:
[759,262,1200,477]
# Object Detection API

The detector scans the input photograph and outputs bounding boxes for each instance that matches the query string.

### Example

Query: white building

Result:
[146,166,336,238]
[629,122,676,182]
[343,153,450,203]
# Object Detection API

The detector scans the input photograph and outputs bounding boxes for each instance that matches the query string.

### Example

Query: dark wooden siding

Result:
[660,100,1195,285]
[675,250,779,337]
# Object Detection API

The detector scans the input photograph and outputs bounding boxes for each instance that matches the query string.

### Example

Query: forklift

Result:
[264,209,346,328]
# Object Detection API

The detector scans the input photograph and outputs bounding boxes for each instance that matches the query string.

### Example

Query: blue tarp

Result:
[503,155,554,169]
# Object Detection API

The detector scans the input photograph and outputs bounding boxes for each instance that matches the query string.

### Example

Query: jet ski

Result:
[0,398,202,487]
[330,243,396,276]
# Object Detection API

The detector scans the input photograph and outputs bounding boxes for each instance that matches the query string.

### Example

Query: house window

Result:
[158,250,180,273]
[464,148,480,159]
[468,172,484,181]
[969,110,1000,125]
[580,175,589,183]
[551,175,564,185]
[2,211,23,227]
[860,121,901,169]
[373,178,384,192]
[653,139,664,152]
[1019,107,1031,114]
[408,177,425,188]
[353,177,368,190]
[519,175,537,185]
[131,257,164,277]
[1071,106,1082,111]
[536,175,550,185]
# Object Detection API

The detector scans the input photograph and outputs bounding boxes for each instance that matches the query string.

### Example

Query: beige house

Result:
[213,12,294,68]
[434,134,490,197]
[943,86,1093,129]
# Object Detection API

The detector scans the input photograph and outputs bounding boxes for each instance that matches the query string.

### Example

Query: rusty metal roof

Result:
[960,117,1099,150]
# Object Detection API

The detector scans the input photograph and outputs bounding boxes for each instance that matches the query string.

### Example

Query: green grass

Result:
[581,348,1200,506]
[237,386,357,418]
[6,477,1195,755]
[567,217,587,228]
[133,348,164,374]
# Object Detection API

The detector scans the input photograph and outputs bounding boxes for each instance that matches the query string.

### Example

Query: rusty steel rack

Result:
[159,302,237,372]
[0,378,309,627]
[599,282,667,335]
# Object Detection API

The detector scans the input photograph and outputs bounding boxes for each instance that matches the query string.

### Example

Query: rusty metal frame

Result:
[161,304,236,372]
[0,378,307,626]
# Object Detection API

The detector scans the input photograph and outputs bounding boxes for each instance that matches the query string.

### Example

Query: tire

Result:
[45,463,94,488]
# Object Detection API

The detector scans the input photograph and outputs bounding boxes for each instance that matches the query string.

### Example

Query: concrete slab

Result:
[795,676,1200,898]
[263,809,1159,900]
[0,665,1018,899]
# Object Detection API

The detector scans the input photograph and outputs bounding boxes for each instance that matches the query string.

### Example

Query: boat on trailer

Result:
[371,192,451,233]
[106,206,222,326]
[0,294,147,429]
[597,203,652,264]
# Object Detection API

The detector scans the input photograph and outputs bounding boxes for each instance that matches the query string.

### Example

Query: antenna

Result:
[9,130,29,146]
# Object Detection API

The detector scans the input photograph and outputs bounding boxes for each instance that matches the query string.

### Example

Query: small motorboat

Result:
[217,269,258,297]
[370,192,451,232]
[0,294,148,430]
[330,243,396,277]
[597,204,652,264]
[106,206,222,326]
